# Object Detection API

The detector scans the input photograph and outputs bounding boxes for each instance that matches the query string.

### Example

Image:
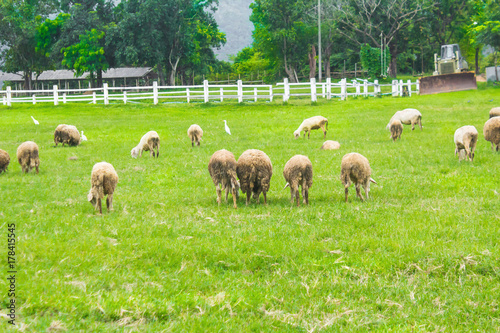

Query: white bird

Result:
[223,120,231,135]
[81,131,87,141]
[31,116,39,125]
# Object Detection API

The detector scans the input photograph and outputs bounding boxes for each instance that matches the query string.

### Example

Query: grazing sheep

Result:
[283,155,313,206]
[320,140,340,150]
[208,149,240,208]
[483,117,500,151]
[187,124,203,147]
[16,141,40,174]
[386,108,422,131]
[131,131,160,158]
[390,119,403,141]
[489,107,500,118]
[236,149,273,205]
[0,149,10,173]
[54,124,81,146]
[340,153,377,202]
[454,126,478,162]
[87,162,118,214]
[294,116,328,139]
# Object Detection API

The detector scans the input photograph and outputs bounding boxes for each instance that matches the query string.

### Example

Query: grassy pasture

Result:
[1,85,500,332]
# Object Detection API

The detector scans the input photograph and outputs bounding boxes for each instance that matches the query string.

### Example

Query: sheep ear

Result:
[369,178,377,184]
[87,191,94,202]
[283,183,289,190]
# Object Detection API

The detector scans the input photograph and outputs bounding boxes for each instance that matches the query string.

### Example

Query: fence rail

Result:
[0,78,419,106]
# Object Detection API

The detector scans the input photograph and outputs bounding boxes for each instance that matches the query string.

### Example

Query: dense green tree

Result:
[473,0,500,80]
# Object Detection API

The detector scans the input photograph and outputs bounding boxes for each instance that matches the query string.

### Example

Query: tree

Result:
[0,0,57,89]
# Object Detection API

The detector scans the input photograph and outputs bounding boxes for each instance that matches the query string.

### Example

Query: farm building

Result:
[0,67,158,90]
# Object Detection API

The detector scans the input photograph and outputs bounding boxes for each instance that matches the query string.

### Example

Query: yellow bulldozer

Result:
[419,44,477,95]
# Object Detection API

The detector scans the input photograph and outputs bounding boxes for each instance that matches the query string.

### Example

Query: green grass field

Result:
[1,85,500,332]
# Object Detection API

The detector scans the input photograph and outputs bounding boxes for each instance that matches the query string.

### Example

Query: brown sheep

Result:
[320,140,340,150]
[340,153,377,202]
[188,124,203,147]
[0,149,10,173]
[54,124,81,146]
[17,141,40,174]
[236,149,273,205]
[454,126,478,162]
[131,131,160,158]
[489,107,500,118]
[208,149,240,208]
[483,117,500,151]
[283,155,313,206]
[87,162,119,214]
[390,119,403,141]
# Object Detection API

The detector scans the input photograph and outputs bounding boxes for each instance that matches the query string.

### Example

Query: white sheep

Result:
[294,116,328,139]
[187,124,203,147]
[320,140,340,150]
[386,108,422,131]
[87,162,119,214]
[131,131,160,158]
[454,126,478,162]
[341,153,377,202]
[283,155,313,206]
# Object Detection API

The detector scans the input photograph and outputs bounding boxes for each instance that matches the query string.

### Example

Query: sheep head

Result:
[130,147,140,158]
[293,130,300,138]
[87,188,98,207]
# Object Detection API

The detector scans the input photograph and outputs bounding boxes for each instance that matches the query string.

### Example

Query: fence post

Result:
[326,78,332,99]
[321,83,326,98]
[186,88,190,103]
[392,80,398,97]
[220,88,223,102]
[153,81,158,105]
[237,80,243,103]
[103,83,109,105]
[399,80,403,97]
[407,79,412,97]
[203,80,209,103]
[254,88,258,102]
[3,95,6,106]
[355,81,360,96]
[374,80,379,95]
[63,93,67,104]
[269,86,273,102]
[363,81,368,97]
[32,94,36,105]
[283,78,289,102]
[341,79,347,101]
[53,85,59,106]
[93,92,97,104]
[123,91,127,104]
[310,78,317,102]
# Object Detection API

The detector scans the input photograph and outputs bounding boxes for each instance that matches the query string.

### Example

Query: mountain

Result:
[213,0,254,62]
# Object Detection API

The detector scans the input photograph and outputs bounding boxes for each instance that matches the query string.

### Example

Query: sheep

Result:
[340,153,377,202]
[386,108,422,131]
[54,124,81,146]
[389,119,403,141]
[16,141,40,174]
[283,155,313,206]
[489,107,500,118]
[187,124,203,147]
[87,162,119,214]
[454,126,478,162]
[294,116,328,139]
[483,117,500,151]
[320,140,340,150]
[208,149,240,208]
[236,149,273,205]
[0,149,10,174]
[131,131,160,158]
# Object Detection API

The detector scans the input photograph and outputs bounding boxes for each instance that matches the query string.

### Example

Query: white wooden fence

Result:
[0,78,419,107]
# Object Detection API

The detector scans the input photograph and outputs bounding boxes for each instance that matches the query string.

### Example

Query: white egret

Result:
[223,120,231,135]
[81,131,87,141]
[31,116,39,125]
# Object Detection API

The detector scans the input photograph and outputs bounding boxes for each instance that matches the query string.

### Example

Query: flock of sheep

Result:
[1,105,500,212]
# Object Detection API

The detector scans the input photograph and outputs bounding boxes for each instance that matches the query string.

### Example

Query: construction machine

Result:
[419,44,477,95]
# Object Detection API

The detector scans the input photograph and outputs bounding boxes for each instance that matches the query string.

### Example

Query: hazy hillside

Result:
[213,0,254,62]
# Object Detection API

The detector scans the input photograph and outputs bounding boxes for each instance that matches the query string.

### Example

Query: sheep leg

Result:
[419,118,422,130]
[97,198,102,214]
[191,139,194,147]
[308,131,310,139]
[304,187,309,205]
[290,188,295,204]
[216,184,222,206]
[157,142,160,157]
[364,182,370,200]
[35,164,39,174]
[263,191,267,205]
[344,187,349,203]
[225,186,229,204]
[295,188,300,207]
[232,187,237,209]
[411,121,415,131]
[303,132,306,139]
[246,191,251,206]
[109,194,114,211]
[356,184,364,201]
[497,144,499,152]
[322,125,326,139]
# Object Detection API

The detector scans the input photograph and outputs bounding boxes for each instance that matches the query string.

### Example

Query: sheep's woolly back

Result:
[454,126,478,147]
[54,124,81,146]
[484,117,500,146]
[386,109,422,129]
[236,149,273,195]
[16,141,40,173]
[0,149,10,173]
[283,155,313,189]
[320,140,340,150]
[208,149,238,188]
[489,107,500,118]
[390,119,403,140]
[294,116,328,137]
[340,153,372,187]
[89,162,119,200]
[187,124,203,145]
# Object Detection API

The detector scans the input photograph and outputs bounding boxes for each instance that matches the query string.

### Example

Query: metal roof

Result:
[0,67,154,82]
